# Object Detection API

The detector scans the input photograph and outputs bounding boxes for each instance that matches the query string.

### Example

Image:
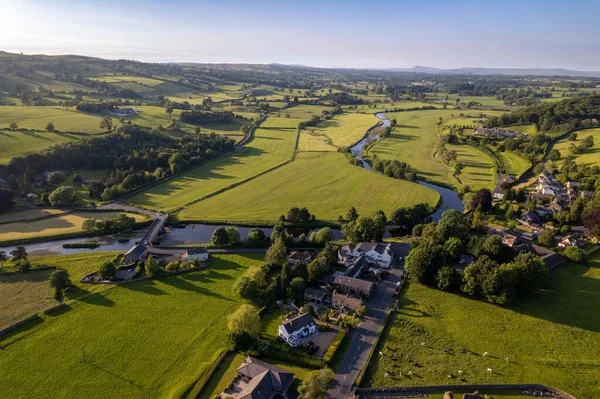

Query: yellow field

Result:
[308,112,379,148]
[0,208,67,224]
[298,130,337,152]
[0,212,147,242]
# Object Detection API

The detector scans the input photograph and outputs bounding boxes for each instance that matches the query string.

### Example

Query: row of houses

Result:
[474,127,523,139]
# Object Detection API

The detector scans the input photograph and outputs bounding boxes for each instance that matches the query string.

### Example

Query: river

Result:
[349,112,464,222]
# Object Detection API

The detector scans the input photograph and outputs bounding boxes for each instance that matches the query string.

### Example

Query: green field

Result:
[0,129,82,164]
[509,124,539,134]
[0,211,147,242]
[0,253,263,399]
[364,254,600,398]
[307,113,379,148]
[179,152,439,222]
[128,117,298,211]
[553,128,600,167]
[368,110,496,190]
[499,150,532,178]
[0,106,105,133]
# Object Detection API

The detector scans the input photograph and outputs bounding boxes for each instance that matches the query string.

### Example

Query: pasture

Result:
[0,129,81,164]
[0,106,105,133]
[307,112,379,148]
[499,150,532,178]
[552,128,600,168]
[364,254,600,399]
[0,253,263,399]
[368,110,496,190]
[178,152,439,222]
[509,124,539,134]
[128,117,298,210]
[0,211,147,243]
[0,208,67,224]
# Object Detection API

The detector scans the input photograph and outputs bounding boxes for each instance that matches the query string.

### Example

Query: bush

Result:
[48,186,77,206]
[15,259,31,274]
[98,261,116,279]
[564,246,586,262]
[323,331,346,364]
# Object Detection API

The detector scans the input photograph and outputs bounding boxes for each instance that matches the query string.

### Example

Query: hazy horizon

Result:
[1,0,599,70]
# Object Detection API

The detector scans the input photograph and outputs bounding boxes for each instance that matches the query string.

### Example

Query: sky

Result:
[1,0,599,70]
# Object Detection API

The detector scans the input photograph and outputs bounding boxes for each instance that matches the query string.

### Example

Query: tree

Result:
[564,246,586,262]
[98,261,116,279]
[287,277,306,302]
[266,238,287,265]
[437,210,470,241]
[211,227,230,246]
[144,255,160,277]
[469,189,493,213]
[15,259,31,274]
[347,207,358,221]
[405,242,444,284]
[342,216,384,243]
[166,107,174,119]
[307,259,325,282]
[9,122,18,130]
[10,246,28,262]
[297,368,335,399]
[49,269,72,300]
[436,266,460,291]
[479,234,505,260]
[443,237,463,261]
[48,186,77,206]
[0,188,15,213]
[0,251,7,267]
[584,207,600,240]
[270,225,287,243]
[46,171,66,186]
[461,255,499,297]
[227,304,260,339]
[225,227,241,246]
[537,230,556,248]
[99,116,113,132]
[309,227,335,245]
[46,122,55,132]
[454,162,465,176]
[548,149,561,162]
[247,228,266,244]
[8,175,20,191]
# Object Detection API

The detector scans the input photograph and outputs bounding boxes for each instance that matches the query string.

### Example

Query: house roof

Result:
[333,275,374,293]
[289,251,313,261]
[356,242,390,255]
[332,292,363,310]
[237,357,295,399]
[280,313,315,334]
[542,253,567,269]
[521,211,541,223]
[304,287,330,301]
[346,256,367,278]
[186,248,207,255]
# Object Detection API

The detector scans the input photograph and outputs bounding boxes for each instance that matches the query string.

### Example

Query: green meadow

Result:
[364,253,600,399]
[553,128,600,168]
[0,253,263,399]
[128,117,298,211]
[0,106,104,133]
[179,152,439,222]
[307,112,379,148]
[0,129,81,164]
[499,150,532,178]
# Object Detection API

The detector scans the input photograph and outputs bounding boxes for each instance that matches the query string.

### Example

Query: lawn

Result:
[499,150,532,178]
[0,211,147,242]
[178,152,439,222]
[0,106,105,133]
[307,113,379,148]
[552,128,600,168]
[368,110,496,189]
[0,129,82,164]
[0,253,264,399]
[128,117,298,211]
[363,254,600,399]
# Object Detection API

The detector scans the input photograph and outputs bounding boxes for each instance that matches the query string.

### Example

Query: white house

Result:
[338,242,394,268]
[278,313,317,347]
[184,248,209,262]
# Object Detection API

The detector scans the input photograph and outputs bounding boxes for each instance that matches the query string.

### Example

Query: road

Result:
[327,256,405,399]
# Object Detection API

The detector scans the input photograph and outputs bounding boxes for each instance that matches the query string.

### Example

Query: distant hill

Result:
[385,66,600,78]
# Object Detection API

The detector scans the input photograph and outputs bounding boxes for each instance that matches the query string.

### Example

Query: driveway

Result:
[327,266,403,398]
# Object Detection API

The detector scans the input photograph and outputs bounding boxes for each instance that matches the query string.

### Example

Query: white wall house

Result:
[184,248,209,262]
[339,243,394,268]
[278,313,317,347]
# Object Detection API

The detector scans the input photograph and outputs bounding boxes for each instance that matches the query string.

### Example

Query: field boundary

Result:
[186,349,229,399]
[0,314,41,337]
[355,384,577,399]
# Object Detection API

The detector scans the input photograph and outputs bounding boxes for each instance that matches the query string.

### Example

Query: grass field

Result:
[499,150,532,178]
[364,254,600,398]
[128,117,298,211]
[0,106,105,133]
[0,208,67,224]
[0,129,82,164]
[0,252,120,329]
[509,124,539,134]
[0,212,147,242]
[368,110,496,190]
[306,113,379,148]
[179,152,439,222]
[0,253,263,399]
[552,128,600,167]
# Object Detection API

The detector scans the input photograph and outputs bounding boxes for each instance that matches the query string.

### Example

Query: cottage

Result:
[558,234,583,248]
[288,251,313,266]
[304,287,331,305]
[502,233,520,247]
[345,256,367,278]
[333,275,375,298]
[110,107,138,117]
[519,211,542,226]
[332,292,363,314]
[278,313,317,347]
[124,244,147,264]
[184,248,209,262]
[338,242,394,268]
[235,357,295,399]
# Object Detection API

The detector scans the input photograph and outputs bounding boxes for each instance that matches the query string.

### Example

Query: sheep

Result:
[487,367,493,373]
[483,351,489,357]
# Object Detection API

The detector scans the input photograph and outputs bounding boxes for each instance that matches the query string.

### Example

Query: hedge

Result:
[323,330,346,364]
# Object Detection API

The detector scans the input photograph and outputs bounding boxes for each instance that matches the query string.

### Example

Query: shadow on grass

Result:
[76,291,117,306]
[162,275,231,300]
[0,316,44,348]
[84,361,144,389]
[120,279,168,296]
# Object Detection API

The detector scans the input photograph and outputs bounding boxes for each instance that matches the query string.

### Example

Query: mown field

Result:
[552,128,600,167]
[128,117,298,211]
[307,113,379,148]
[368,110,496,190]
[179,152,439,222]
[0,211,147,242]
[0,129,82,164]
[364,253,600,399]
[0,106,105,133]
[0,253,263,399]
[499,150,532,178]
[509,124,539,134]
[0,208,67,224]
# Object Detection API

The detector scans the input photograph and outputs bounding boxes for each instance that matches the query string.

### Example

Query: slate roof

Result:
[280,313,315,334]
[289,251,313,262]
[237,357,295,399]
[332,292,363,310]
[356,242,389,255]
[333,275,374,294]
[304,287,330,301]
